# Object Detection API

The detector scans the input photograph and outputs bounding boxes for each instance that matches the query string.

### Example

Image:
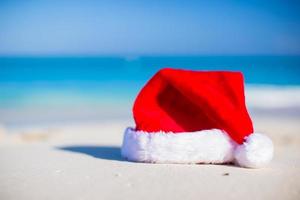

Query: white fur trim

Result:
[234,133,274,168]
[121,128,236,164]
[121,128,274,168]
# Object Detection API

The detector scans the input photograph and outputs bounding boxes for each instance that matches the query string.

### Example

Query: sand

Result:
[0,116,300,200]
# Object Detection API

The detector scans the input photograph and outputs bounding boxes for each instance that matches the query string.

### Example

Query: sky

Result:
[0,0,299,56]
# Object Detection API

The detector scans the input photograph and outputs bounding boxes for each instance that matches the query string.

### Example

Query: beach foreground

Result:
[0,115,300,200]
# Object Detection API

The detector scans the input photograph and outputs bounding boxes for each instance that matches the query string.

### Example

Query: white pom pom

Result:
[234,133,274,168]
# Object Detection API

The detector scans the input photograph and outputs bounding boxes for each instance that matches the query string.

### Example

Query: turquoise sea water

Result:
[0,56,300,125]
[1,56,300,84]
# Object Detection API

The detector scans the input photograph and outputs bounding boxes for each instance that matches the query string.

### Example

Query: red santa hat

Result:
[121,68,273,168]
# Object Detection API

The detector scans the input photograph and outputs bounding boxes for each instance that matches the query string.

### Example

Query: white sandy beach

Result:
[1,0,299,198]
[0,113,300,200]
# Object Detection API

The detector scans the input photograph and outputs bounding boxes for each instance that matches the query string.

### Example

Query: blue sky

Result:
[0,0,299,55]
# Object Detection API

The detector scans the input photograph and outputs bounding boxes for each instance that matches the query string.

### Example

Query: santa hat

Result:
[121,68,273,168]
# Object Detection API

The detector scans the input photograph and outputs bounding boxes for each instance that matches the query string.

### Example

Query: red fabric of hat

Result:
[133,68,253,144]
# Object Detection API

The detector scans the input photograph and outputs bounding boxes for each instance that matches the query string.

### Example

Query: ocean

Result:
[0,56,300,126]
